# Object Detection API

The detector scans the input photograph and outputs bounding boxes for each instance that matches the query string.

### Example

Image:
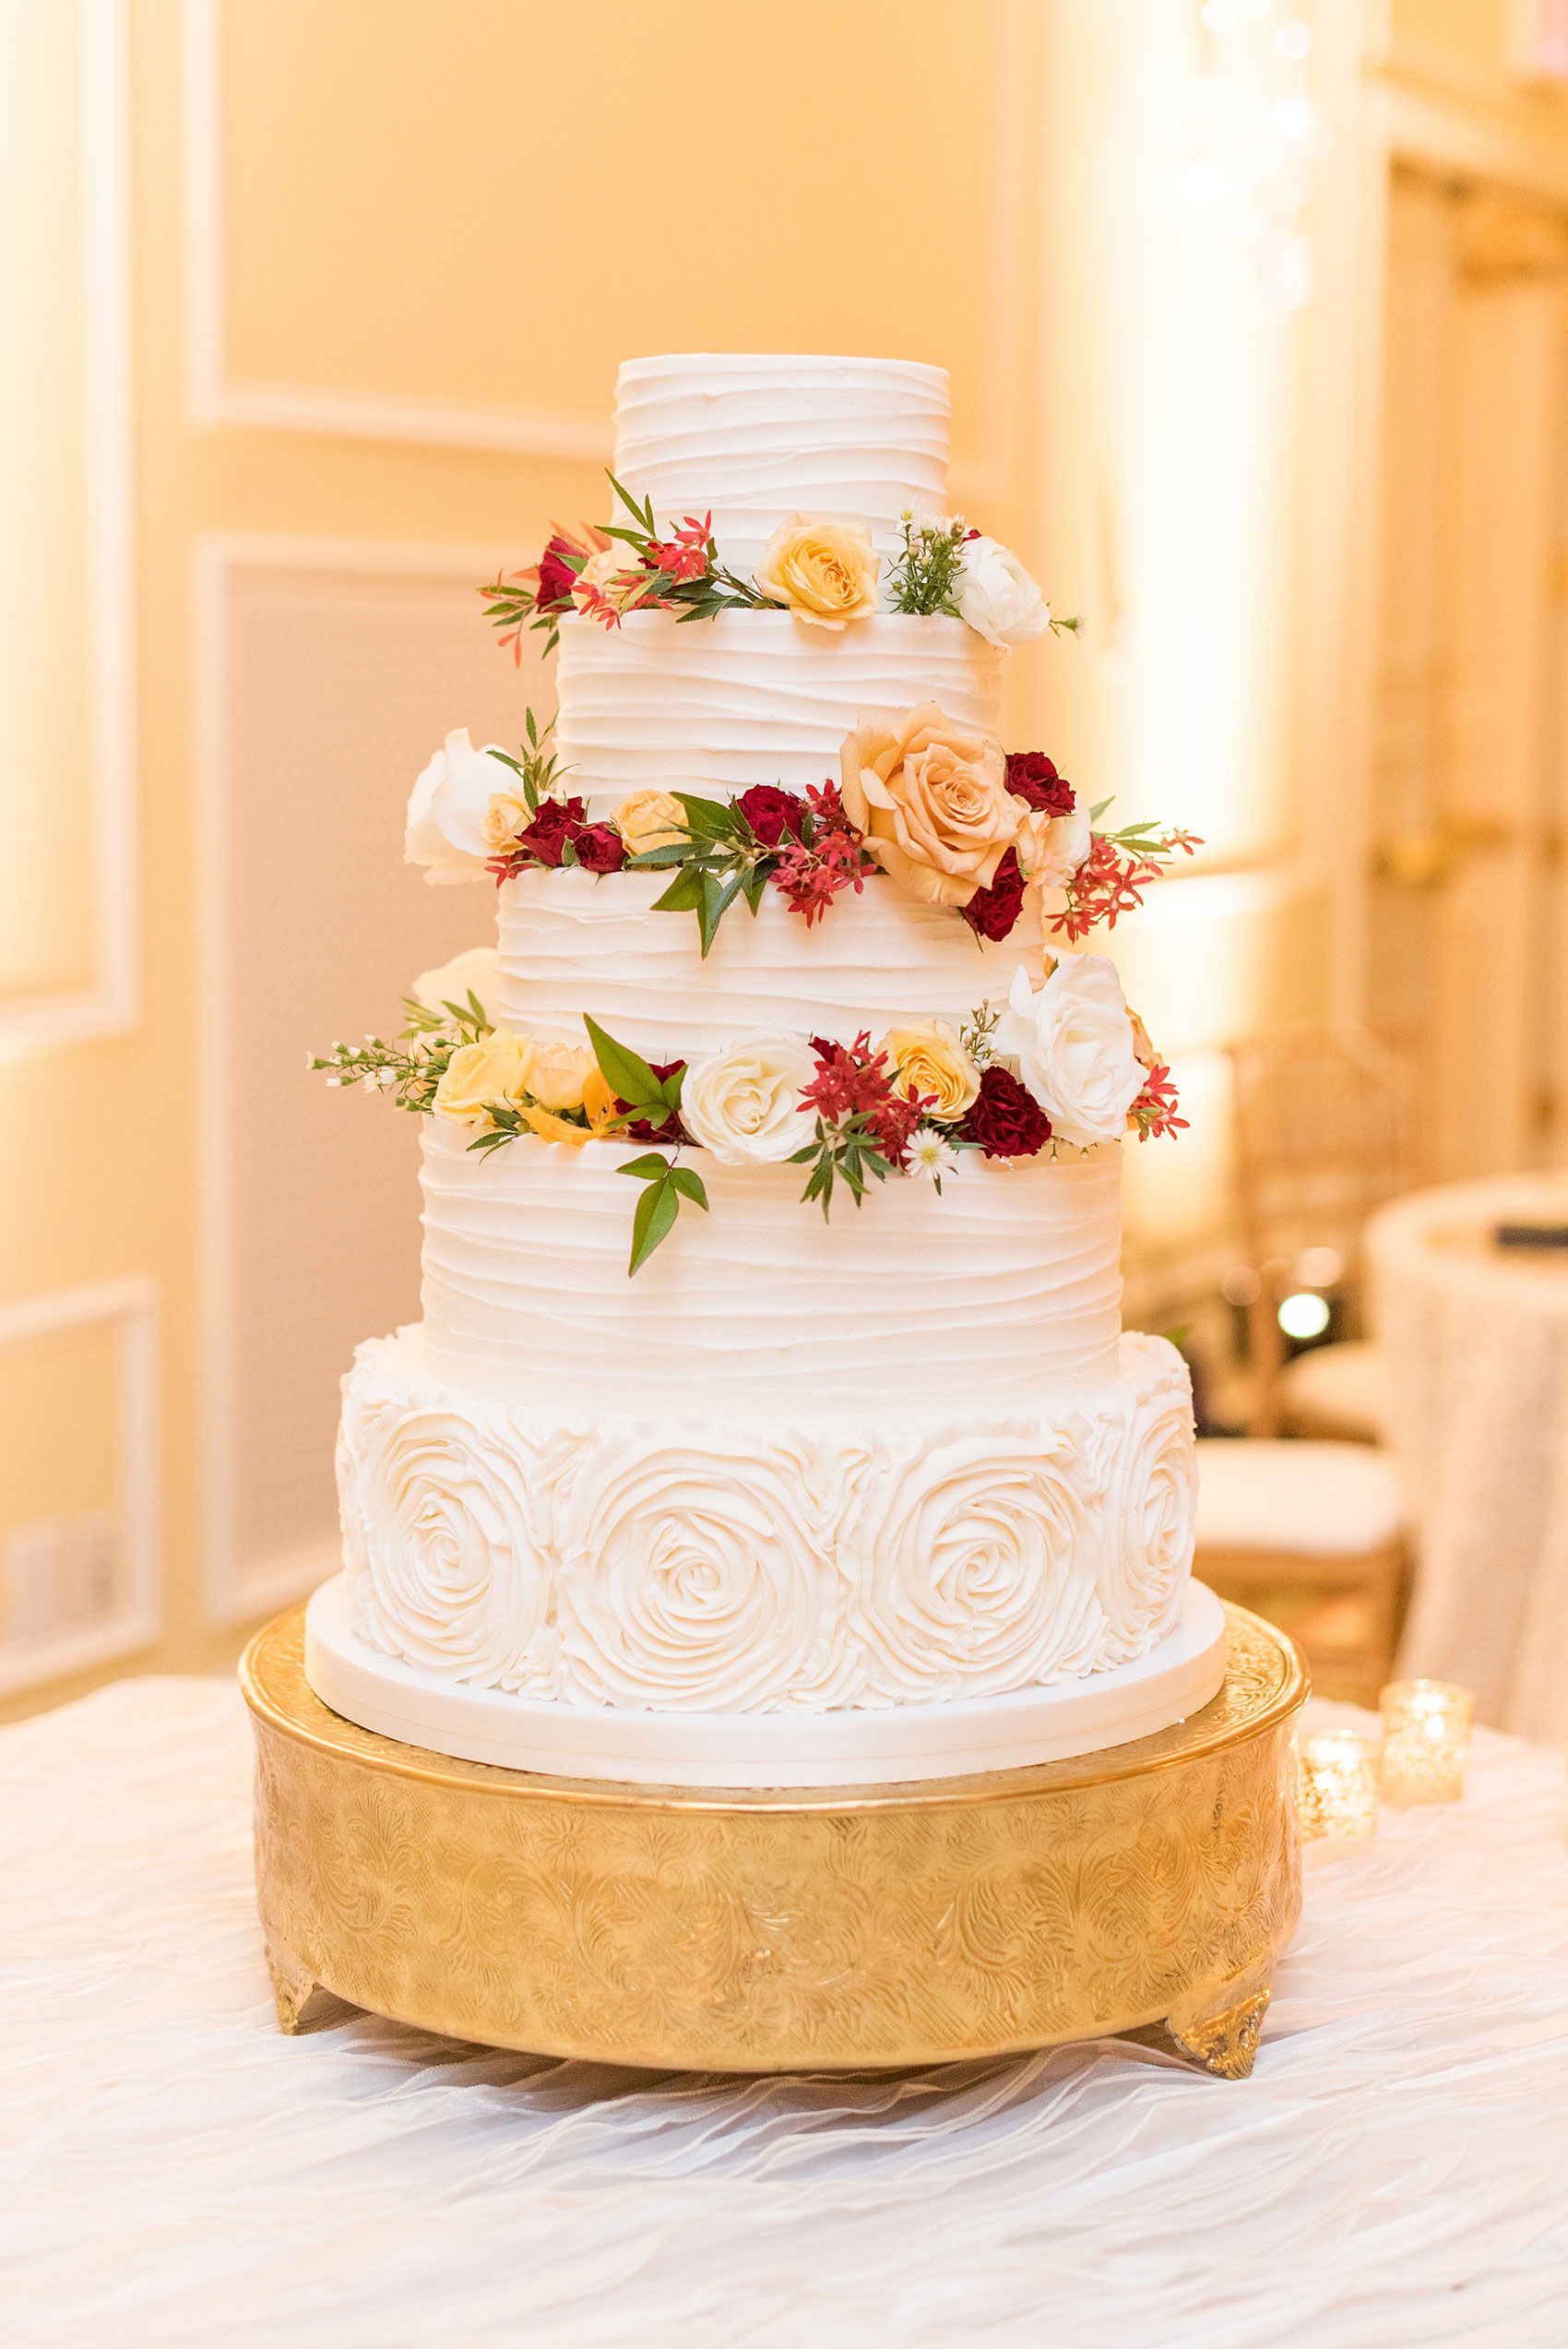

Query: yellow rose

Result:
[613,789,690,855]
[525,1042,597,1113]
[433,1028,533,1124]
[881,1019,981,1119]
[754,516,881,630]
[482,786,534,854]
[839,702,1028,909]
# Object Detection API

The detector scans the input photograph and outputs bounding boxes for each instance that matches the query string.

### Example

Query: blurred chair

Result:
[1229,1027,1411,1440]
[1194,1437,1407,1707]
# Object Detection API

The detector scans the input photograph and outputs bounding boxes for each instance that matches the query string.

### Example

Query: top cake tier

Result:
[613,353,949,565]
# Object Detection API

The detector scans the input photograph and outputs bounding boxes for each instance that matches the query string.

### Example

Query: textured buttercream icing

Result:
[419,1120,1123,1423]
[553,610,1003,808]
[495,868,1045,1057]
[612,352,950,563]
[338,1327,1195,1714]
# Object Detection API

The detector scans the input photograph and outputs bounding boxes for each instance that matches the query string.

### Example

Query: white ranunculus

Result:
[405,728,517,883]
[955,536,1052,649]
[1025,805,1093,889]
[410,946,502,1030]
[997,953,1143,1148]
[840,1426,1105,1703]
[677,1037,819,1166]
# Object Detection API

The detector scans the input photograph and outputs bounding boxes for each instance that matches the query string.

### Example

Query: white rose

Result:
[404,728,517,883]
[678,1038,819,1166]
[410,946,502,1029]
[1023,805,1093,889]
[996,953,1142,1148]
[955,536,1051,649]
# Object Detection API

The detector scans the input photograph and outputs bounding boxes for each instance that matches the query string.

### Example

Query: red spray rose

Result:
[1005,751,1075,817]
[513,797,588,867]
[535,535,582,615]
[736,783,806,848]
[961,847,1027,942]
[958,1066,1051,1159]
[569,822,626,874]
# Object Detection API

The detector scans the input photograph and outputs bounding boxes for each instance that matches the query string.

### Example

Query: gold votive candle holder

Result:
[1378,1679,1474,1807]
[1296,1733,1381,1840]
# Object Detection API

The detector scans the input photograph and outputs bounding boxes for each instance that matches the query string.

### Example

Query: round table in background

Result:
[1368,1173,1568,1743]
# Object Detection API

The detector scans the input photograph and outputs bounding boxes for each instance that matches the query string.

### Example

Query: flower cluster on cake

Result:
[304,355,1215,1771]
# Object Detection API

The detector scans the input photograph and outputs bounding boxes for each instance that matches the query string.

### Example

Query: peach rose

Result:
[481,785,534,855]
[612,789,690,855]
[525,1043,598,1114]
[838,703,1029,909]
[433,1029,533,1125]
[880,1019,981,1120]
[754,516,880,630]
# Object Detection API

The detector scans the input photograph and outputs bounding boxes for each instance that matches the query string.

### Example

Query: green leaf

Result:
[616,1152,672,1182]
[669,1165,708,1210]
[1089,796,1114,822]
[656,1062,686,1112]
[628,1171,680,1275]
[741,862,771,914]
[560,835,580,867]
[697,867,744,957]
[584,1015,663,1111]
[673,791,736,833]
[650,867,708,914]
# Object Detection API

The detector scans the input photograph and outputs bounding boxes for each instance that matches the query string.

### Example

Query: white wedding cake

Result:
[303,353,1219,1786]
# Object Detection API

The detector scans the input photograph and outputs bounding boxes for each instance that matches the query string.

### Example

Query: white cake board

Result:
[303,1574,1229,1788]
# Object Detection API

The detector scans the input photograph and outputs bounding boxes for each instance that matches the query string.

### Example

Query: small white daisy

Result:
[908,1127,959,1186]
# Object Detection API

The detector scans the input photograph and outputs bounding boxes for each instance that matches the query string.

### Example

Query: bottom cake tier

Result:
[328,1326,1199,1732]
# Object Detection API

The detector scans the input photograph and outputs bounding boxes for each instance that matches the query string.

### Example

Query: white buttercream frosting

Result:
[553,611,1003,807]
[418,1120,1124,1423]
[612,353,950,568]
[338,1327,1195,1713]
[493,868,1044,1058]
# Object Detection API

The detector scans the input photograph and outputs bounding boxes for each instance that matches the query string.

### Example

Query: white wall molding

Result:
[0,1276,162,1697]
[0,0,138,1056]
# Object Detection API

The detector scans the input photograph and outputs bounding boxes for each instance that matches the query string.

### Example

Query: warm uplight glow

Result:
[1277,1291,1331,1340]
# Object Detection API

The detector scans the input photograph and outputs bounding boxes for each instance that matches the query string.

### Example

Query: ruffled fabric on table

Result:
[5,1678,1568,2349]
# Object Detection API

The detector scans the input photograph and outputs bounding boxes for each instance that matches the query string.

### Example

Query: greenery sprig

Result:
[886,511,971,617]
[628,792,774,954]
[489,708,568,817]
[789,1112,901,1222]
[601,472,783,623]
[584,1015,708,1273]
[308,990,492,1115]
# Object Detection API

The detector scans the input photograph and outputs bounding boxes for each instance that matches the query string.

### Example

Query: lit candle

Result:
[1297,1733,1380,1839]
[1378,1679,1474,1807]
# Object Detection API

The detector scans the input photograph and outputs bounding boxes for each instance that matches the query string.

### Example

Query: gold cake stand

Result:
[242,1602,1306,2080]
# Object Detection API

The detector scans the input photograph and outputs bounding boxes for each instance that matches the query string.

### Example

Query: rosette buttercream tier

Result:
[419,1119,1123,1423]
[553,611,1003,807]
[612,352,950,571]
[335,1327,1196,1717]
[494,868,1044,1057]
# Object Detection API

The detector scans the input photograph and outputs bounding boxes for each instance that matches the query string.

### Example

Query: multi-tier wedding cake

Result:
[303,352,1223,1787]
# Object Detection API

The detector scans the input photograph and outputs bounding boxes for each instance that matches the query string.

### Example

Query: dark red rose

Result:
[735,783,806,849]
[569,822,626,874]
[535,535,580,615]
[1005,751,1075,816]
[618,1059,687,1144]
[958,1066,1051,1160]
[515,796,588,867]
[961,847,1027,942]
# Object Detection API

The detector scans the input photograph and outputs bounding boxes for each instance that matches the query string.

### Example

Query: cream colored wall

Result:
[8,0,1568,1715]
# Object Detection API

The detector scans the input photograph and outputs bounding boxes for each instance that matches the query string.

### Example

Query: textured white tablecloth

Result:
[1369,1174,1568,1742]
[6,1675,1568,2348]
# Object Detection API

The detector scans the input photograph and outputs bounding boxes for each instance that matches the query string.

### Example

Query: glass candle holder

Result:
[1378,1679,1474,1807]
[1296,1733,1380,1840]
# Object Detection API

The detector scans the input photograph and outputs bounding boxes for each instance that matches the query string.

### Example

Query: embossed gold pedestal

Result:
[243,1602,1305,2080]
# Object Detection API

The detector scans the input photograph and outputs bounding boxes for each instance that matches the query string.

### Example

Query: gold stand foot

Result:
[1158,1979,1273,2080]
[264,1933,338,2034]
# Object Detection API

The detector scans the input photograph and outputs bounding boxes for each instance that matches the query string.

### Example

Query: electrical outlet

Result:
[5,1512,117,1643]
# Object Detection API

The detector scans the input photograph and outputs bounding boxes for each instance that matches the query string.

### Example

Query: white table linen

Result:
[1369,1174,1568,1740]
[6,1674,1568,2348]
